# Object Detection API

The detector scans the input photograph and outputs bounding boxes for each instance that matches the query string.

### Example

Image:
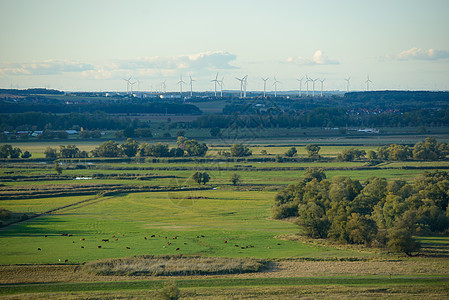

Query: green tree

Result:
[9,147,22,159]
[21,150,32,158]
[184,139,208,157]
[285,147,297,157]
[54,163,63,175]
[0,144,12,158]
[386,227,420,256]
[121,138,139,157]
[305,144,320,159]
[159,281,180,300]
[192,172,210,185]
[91,141,122,157]
[44,147,57,158]
[230,173,241,185]
[303,168,326,182]
[59,145,80,158]
[337,147,366,161]
[230,144,252,157]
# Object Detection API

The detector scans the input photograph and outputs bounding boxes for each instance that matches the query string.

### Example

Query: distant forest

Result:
[1,90,448,132]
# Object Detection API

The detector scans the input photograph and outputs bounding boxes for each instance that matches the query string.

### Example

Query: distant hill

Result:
[0,88,64,95]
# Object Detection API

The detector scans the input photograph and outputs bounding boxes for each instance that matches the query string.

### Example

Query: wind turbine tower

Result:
[305,76,310,97]
[178,75,186,96]
[344,77,351,93]
[273,76,280,97]
[261,77,269,98]
[129,81,136,94]
[219,76,224,97]
[319,79,325,97]
[366,74,372,91]
[235,76,244,98]
[311,78,318,97]
[243,75,248,98]
[123,77,132,94]
[211,73,219,97]
[189,75,195,97]
[297,77,304,97]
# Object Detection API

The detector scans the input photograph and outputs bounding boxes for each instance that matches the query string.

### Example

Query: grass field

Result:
[1,139,449,298]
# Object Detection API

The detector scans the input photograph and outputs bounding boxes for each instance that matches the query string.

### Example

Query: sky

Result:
[0,0,448,92]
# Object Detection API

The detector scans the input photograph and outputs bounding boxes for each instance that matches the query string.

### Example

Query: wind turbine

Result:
[305,76,310,97]
[122,77,132,93]
[129,81,136,94]
[136,79,143,92]
[243,75,248,98]
[261,77,269,98]
[319,79,325,97]
[189,74,195,97]
[344,77,351,93]
[366,74,372,91]
[178,74,186,96]
[219,76,224,97]
[273,76,280,97]
[297,77,304,97]
[311,78,319,97]
[161,80,167,94]
[211,73,219,97]
[235,76,245,98]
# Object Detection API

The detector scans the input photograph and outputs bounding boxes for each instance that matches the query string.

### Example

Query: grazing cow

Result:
[44,235,47,238]
[167,242,171,246]
[241,247,245,249]
[176,248,180,251]
[80,238,85,241]
[126,247,130,249]
[112,235,115,238]
[234,245,239,247]
[224,241,227,243]
[201,235,205,238]
[81,246,84,248]
[64,259,68,263]
[173,236,177,239]
[151,235,155,238]
[277,243,281,245]
[115,238,118,241]
[144,237,147,240]
[102,239,109,242]
[196,236,199,238]
[68,234,72,237]
[98,246,102,249]
[37,248,41,251]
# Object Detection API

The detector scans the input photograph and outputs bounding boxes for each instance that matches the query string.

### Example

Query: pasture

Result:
[1,139,449,298]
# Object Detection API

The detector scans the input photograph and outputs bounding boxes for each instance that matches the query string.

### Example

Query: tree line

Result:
[0,101,201,115]
[44,137,208,159]
[272,169,449,255]
[193,106,449,129]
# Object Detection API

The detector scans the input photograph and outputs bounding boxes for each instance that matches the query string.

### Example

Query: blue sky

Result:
[1,0,448,92]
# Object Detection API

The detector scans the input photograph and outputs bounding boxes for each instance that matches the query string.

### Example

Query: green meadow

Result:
[1,141,449,298]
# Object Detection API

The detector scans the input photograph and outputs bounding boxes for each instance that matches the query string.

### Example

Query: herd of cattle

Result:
[37,232,261,263]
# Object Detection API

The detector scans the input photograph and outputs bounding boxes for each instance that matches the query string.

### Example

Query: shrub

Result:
[159,281,180,300]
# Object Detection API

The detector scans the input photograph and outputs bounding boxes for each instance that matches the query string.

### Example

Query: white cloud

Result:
[115,51,238,71]
[0,51,237,80]
[286,50,339,66]
[392,47,449,61]
[0,60,94,76]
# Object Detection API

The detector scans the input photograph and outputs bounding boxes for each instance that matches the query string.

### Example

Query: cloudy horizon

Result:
[1,0,448,92]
